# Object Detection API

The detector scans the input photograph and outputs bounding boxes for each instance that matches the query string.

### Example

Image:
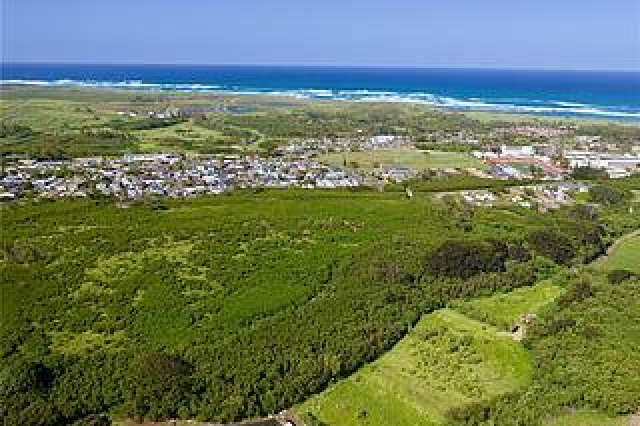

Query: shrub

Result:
[588,184,632,206]
[607,269,637,285]
[124,352,193,421]
[527,230,576,265]
[427,239,515,279]
[571,166,608,180]
[556,279,595,309]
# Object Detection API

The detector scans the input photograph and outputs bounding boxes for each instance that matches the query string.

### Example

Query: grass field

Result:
[134,121,238,153]
[597,233,640,273]
[0,98,112,131]
[296,309,533,426]
[450,280,565,331]
[319,149,487,171]
[295,268,640,426]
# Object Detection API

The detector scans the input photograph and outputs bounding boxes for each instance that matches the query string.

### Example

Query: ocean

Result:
[2,63,639,121]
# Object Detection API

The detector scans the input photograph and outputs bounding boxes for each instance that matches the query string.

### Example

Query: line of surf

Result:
[2,78,639,119]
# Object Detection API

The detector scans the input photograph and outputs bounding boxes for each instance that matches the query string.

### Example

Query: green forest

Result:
[2,188,638,425]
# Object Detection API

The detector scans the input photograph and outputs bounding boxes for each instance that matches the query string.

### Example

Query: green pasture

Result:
[450,280,565,331]
[297,309,532,426]
[598,234,640,273]
[319,149,487,171]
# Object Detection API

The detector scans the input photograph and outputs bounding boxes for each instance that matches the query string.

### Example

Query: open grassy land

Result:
[3,86,639,159]
[462,110,637,126]
[0,98,114,131]
[3,189,627,425]
[134,121,237,153]
[319,149,487,171]
[596,232,640,273]
[0,86,300,157]
[450,280,564,331]
[294,230,640,426]
[447,267,640,425]
[297,309,532,426]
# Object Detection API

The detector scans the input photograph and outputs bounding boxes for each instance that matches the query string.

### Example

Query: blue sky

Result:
[2,0,639,70]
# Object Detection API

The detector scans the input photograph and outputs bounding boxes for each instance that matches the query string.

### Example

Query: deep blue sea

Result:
[2,63,639,121]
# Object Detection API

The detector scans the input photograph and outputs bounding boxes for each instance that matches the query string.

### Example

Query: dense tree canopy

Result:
[0,190,635,425]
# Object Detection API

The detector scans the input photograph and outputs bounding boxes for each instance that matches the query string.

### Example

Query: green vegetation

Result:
[2,189,625,425]
[319,150,487,171]
[571,166,610,180]
[2,86,640,426]
[450,281,564,331]
[134,121,234,153]
[545,410,627,426]
[449,270,640,425]
[597,233,640,273]
[1,87,490,158]
[386,175,540,193]
[294,223,639,426]
[588,183,633,206]
[297,309,532,426]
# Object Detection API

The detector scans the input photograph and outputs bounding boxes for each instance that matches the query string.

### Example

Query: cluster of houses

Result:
[279,135,411,157]
[456,182,589,210]
[116,107,183,119]
[473,144,566,180]
[563,151,640,178]
[0,154,360,200]
[489,125,575,139]
[473,142,640,180]
[2,121,636,201]
[420,130,481,146]
[116,104,246,119]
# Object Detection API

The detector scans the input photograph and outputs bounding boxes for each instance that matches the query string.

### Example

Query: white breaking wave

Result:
[2,78,639,120]
[551,100,591,108]
[0,79,222,91]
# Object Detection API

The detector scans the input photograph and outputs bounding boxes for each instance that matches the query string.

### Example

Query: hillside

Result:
[297,309,532,426]
[298,262,640,426]
[1,189,629,425]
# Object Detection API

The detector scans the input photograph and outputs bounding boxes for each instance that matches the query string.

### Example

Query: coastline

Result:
[2,64,639,122]
[1,84,639,127]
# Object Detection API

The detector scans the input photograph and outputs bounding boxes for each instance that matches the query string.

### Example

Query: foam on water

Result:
[2,77,639,120]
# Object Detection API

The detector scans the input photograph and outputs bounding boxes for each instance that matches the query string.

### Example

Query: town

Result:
[2,124,639,207]
[0,154,359,200]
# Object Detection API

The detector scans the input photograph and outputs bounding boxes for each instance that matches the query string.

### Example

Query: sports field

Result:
[319,149,487,171]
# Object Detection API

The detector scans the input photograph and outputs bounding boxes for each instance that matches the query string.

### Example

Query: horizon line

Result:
[3,61,639,73]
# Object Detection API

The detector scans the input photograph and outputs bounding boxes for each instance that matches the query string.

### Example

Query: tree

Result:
[527,230,576,265]
[567,204,599,221]
[588,184,631,206]
[124,352,194,421]
[426,239,511,279]
[607,269,637,285]
[571,166,608,180]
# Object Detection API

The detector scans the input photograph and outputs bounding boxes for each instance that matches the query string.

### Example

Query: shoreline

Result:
[1,81,639,125]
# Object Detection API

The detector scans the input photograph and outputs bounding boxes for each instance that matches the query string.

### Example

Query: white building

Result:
[564,151,640,169]
[501,145,534,157]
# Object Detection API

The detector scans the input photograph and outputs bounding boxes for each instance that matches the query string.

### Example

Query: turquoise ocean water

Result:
[2,64,639,121]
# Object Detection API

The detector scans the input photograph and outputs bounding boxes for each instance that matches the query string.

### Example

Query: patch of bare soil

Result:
[511,312,537,342]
